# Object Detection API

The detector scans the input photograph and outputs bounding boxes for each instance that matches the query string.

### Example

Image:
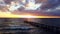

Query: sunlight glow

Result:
[18,15,37,18]
[0,11,59,18]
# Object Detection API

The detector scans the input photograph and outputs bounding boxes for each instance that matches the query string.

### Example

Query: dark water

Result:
[0,18,60,34]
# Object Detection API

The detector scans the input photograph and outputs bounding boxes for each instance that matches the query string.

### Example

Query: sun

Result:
[18,14,37,18]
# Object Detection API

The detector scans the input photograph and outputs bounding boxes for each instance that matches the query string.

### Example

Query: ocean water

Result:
[0,18,60,34]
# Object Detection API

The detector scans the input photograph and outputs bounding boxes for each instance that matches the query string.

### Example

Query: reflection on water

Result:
[0,18,60,34]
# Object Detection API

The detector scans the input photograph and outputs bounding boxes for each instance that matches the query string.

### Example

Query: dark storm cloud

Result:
[40,0,60,9]
[38,0,60,16]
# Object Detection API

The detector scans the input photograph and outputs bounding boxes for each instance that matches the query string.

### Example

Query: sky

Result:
[0,0,60,17]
